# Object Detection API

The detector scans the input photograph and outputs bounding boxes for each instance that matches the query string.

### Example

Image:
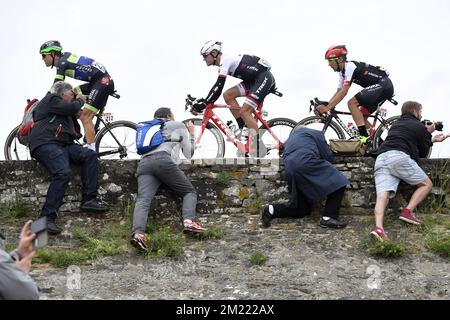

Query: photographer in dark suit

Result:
[261,127,349,229]
[29,82,108,235]
[370,101,449,241]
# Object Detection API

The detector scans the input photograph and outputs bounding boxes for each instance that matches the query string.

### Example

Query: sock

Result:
[268,205,274,215]
[236,117,246,129]
[322,216,331,221]
[358,125,368,137]
[83,143,96,151]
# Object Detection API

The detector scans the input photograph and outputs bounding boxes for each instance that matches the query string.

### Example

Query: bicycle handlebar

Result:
[185,94,196,111]
[309,97,329,112]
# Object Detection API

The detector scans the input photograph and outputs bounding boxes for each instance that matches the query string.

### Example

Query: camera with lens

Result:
[421,120,443,131]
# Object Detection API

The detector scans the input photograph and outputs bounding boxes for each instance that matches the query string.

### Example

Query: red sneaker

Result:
[130,232,148,252]
[399,208,421,225]
[370,226,387,241]
[183,219,208,234]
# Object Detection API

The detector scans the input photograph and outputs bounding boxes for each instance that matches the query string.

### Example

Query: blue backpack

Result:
[135,119,166,155]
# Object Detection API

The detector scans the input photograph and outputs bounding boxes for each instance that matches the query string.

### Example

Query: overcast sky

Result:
[1,0,450,158]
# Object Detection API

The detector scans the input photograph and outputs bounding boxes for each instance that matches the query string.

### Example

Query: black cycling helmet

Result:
[39,40,63,55]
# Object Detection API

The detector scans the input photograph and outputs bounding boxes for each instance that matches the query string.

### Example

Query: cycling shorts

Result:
[237,70,275,109]
[355,77,394,114]
[77,75,115,113]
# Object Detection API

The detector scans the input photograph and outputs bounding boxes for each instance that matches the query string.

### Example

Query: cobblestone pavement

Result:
[27,210,449,300]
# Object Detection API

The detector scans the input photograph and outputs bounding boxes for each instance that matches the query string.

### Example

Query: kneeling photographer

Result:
[369,101,449,241]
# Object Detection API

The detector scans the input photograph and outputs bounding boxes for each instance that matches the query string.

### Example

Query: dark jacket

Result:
[376,113,432,162]
[283,127,349,205]
[28,93,83,154]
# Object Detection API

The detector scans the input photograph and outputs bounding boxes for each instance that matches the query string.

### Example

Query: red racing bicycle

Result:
[184,90,296,159]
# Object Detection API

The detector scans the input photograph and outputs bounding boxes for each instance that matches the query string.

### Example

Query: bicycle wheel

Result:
[259,118,297,158]
[4,125,32,160]
[293,116,346,142]
[182,118,225,159]
[95,120,138,159]
[372,116,399,149]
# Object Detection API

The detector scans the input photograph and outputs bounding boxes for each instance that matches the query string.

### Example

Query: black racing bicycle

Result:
[292,97,400,149]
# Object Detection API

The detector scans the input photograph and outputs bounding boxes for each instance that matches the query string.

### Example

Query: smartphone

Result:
[30,217,48,249]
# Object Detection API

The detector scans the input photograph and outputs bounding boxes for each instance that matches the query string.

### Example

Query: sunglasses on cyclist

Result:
[42,54,49,59]
[202,53,209,58]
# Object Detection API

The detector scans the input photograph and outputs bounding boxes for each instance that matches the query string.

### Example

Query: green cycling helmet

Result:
[39,40,62,54]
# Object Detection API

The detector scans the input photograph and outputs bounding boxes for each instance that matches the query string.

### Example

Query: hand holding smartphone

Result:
[30,217,48,249]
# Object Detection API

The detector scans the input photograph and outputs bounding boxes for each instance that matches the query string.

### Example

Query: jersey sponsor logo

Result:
[365,84,381,92]
[89,89,98,102]
[75,65,94,73]
[255,77,268,95]
[364,70,383,78]
[246,65,260,72]
[92,61,106,73]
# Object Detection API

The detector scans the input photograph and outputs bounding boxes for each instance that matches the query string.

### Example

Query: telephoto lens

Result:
[421,119,443,131]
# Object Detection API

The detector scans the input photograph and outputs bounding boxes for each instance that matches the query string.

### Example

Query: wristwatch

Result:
[10,250,22,262]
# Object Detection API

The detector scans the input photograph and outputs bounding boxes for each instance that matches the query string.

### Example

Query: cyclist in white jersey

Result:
[191,41,276,156]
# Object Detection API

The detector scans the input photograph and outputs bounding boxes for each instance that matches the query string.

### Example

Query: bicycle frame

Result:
[196,102,285,154]
[320,109,387,139]
[92,91,133,159]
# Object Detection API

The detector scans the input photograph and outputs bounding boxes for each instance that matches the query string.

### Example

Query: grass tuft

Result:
[425,233,450,258]
[193,225,225,241]
[364,237,406,258]
[250,251,268,266]
[145,226,184,258]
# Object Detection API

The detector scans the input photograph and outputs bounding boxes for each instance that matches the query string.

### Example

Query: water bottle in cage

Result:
[347,122,359,138]
[240,127,249,142]
[227,120,237,133]
[226,120,242,140]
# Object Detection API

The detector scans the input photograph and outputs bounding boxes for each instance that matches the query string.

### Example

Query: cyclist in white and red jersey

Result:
[191,41,276,156]
[316,45,394,142]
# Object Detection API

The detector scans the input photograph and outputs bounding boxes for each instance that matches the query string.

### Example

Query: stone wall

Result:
[0,158,448,216]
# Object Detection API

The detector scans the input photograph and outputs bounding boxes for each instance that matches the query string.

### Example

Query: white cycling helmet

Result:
[200,40,222,56]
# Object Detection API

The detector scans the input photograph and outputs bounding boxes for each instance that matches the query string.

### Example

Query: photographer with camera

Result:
[370,101,449,241]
